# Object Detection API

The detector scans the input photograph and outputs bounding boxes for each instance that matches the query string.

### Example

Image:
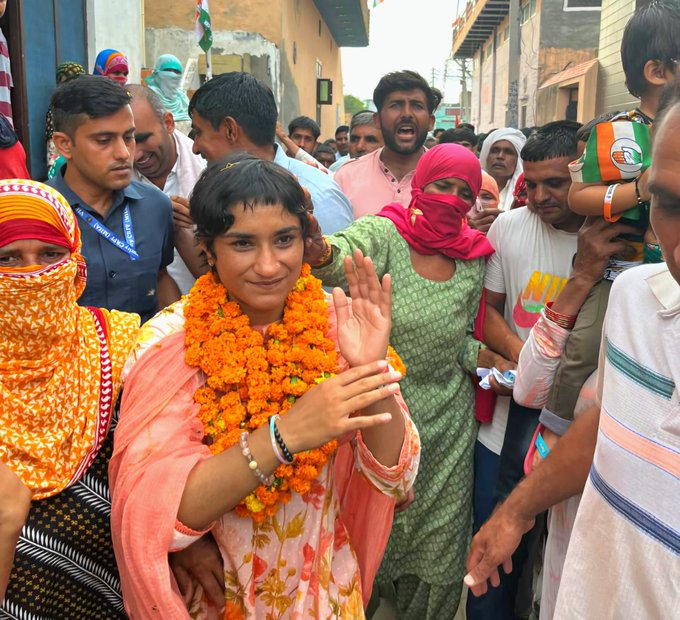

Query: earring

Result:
[208,259,215,267]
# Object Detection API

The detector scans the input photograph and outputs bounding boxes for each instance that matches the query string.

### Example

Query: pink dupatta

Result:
[110,311,396,617]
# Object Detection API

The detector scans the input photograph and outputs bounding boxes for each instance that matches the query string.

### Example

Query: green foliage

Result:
[344,94,365,116]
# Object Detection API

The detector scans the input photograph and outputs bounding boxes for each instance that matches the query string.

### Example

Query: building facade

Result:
[1,0,145,179]
[1,0,364,179]
[452,0,601,131]
[596,0,652,114]
[143,0,368,140]
[434,103,466,131]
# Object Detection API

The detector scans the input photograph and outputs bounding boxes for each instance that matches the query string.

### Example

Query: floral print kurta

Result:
[120,298,420,619]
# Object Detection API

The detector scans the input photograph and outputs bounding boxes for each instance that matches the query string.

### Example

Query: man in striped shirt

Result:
[464,85,680,617]
[0,0,12,126]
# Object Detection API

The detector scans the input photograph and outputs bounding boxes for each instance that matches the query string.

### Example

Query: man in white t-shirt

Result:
[465,81,680,620]
[468,121,585,619]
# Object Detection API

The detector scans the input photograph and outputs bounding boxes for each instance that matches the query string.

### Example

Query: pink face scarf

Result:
[377,143,494,260]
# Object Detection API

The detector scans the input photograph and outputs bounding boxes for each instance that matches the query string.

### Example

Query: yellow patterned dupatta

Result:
[0,180,139,499]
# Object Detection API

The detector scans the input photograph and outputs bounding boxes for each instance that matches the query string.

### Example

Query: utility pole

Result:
[460,58,469,122]
[505,0,520,127]
[451,58,472,122]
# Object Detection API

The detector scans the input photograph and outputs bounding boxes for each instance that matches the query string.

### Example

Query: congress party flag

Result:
[569,121,651,183]
[195,0,213,52]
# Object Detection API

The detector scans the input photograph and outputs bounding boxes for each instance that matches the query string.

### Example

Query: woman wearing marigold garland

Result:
[109,156,420,619]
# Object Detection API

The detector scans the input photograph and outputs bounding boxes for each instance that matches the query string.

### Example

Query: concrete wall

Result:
[87,0,145,82]
[536,0,600,97]
[143,0,345,141]
[494,36,510,126]
[518,8,541,127]
[539,0,601,53]
[470,52,482,129]
[469,7,542,132]
[144,27,280,102]
[474,43,498,131]
[539,47,598,85]
[535,62,598,124]
[463,0,604,131]
[145,0,282,42]
[280,0,344,140]
[596,0,636,113]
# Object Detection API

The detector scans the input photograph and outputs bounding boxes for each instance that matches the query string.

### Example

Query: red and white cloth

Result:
[0,29,13,126]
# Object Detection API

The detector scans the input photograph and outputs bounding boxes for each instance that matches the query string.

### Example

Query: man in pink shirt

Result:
[333,70,435,219]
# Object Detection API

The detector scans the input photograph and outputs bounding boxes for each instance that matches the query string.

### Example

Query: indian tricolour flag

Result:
[195,0,213,52]
[569,120,651,183]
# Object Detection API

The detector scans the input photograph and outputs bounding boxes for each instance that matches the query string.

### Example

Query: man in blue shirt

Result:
[48,75,178,323]
[188,72,353,236]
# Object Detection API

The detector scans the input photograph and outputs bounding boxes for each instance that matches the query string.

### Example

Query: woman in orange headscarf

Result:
[0,180,139,616]
[479,170,500,210]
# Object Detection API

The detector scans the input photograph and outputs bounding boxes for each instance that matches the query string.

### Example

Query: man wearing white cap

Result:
[479,128,526,211]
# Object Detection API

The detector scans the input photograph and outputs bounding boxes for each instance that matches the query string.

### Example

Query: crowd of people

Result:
[0,0,679,619]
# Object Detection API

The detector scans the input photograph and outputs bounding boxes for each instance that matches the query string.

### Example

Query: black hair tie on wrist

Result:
[273,418,294,463]
[634,176,644,206]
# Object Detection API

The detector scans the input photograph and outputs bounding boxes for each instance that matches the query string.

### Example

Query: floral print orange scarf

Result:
[0,180,139,499]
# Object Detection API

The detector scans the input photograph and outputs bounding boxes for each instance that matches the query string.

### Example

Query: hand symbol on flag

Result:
[612,146,642,166]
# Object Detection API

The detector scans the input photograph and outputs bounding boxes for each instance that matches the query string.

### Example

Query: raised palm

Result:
[333,249,392,368]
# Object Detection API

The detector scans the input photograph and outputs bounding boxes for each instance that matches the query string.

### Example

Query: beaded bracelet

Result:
[269,415,289,465]
[239,432,275,486]
[544,301,577,331]
[271,415,294,463]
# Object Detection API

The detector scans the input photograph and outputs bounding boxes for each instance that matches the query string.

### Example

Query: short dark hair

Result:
[188,72,277,147]
[575,111,620,143]
[373,70,436,113]
[520,126,536,139]
[314,145,335,157]
[288,115,320,140]
[190,154,310,248]
[431,87,443,111]
[51,75,131,138]
[458,123,475,132]
[433,128,445,137]
[335,125,349,136]
[520,120,581,163]
[622,0,680,98]
[439,127,477,146]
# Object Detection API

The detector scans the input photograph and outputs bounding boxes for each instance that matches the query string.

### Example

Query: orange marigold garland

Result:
[184,264,340,522]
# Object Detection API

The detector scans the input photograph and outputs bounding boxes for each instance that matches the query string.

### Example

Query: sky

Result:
[341,0,465,105]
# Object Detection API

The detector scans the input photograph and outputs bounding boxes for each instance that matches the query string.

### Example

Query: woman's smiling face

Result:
[203,202,305,326]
